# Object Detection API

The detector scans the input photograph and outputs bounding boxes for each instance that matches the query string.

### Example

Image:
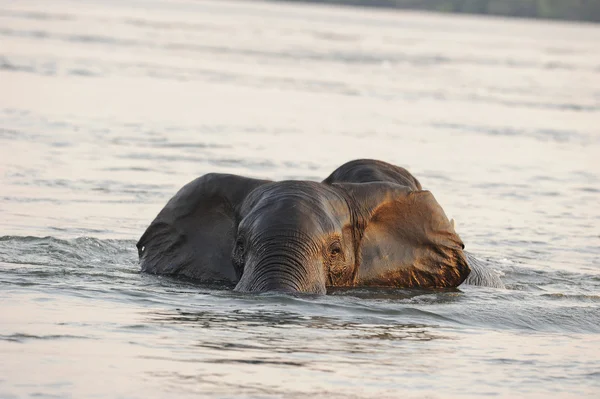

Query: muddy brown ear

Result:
[137,173,270,282]
[336,182,470,288]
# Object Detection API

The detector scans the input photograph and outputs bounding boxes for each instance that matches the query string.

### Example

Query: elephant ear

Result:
[137,173,270,282]
[336,182,470,288]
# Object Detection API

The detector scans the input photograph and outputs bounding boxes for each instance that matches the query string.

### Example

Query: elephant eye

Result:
[328,241,342,257]
[236,239,244,253]
[232,237,246,278]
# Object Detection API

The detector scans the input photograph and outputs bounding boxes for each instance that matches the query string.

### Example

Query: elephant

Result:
[137,159,504,294]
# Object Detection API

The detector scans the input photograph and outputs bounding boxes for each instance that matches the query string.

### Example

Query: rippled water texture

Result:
[1,1,600,398]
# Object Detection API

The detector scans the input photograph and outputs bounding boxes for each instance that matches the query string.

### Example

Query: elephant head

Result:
[137,168,470,294]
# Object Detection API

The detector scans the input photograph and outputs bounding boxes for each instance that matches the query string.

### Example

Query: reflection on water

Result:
[1,0,600,398]
[148,308,448,342]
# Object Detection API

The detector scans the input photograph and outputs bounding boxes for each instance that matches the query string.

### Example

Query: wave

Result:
[0,333,92,343]
[1,235,599,334]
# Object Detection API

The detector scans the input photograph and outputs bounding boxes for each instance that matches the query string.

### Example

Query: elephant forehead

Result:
[239,181,349,234]
[244,181,346,213]
[242,197,335,233]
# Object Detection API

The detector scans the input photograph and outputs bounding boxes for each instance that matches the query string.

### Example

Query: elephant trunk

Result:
[234,250,326,295]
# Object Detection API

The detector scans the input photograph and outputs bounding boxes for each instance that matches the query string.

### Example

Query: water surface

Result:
[1,0,599,397]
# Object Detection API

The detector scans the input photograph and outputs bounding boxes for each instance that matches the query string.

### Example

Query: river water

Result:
[1,1,599,398]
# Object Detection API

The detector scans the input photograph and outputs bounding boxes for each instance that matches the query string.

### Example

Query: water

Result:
[1,0,599,397]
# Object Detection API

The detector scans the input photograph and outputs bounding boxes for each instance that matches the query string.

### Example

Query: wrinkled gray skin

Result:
[137,159,504,294]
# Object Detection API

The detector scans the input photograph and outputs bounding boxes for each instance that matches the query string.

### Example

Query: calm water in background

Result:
[1,0,599,397]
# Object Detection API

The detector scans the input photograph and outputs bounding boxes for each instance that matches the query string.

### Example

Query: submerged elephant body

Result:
[138,159,503,293]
